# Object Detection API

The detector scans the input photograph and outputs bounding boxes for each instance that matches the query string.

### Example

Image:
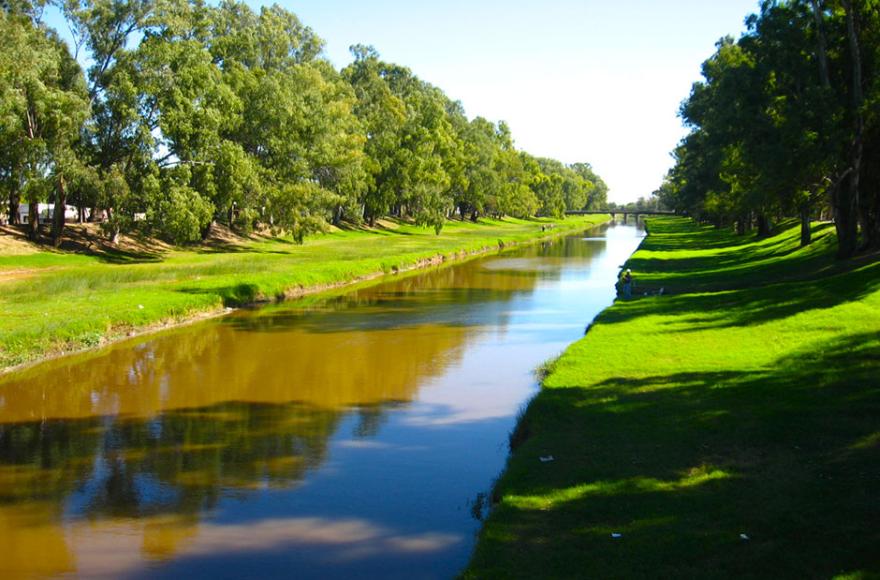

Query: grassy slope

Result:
[0,215,608,369]
[466,217,880,579]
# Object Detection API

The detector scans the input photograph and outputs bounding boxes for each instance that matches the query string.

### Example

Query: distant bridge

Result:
[565,209,676,222]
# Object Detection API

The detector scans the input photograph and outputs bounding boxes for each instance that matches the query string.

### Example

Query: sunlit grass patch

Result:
[466,217,880,578]
[0,215,609,369]
[507,466,733,510]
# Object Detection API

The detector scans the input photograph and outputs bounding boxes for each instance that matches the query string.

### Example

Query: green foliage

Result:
[663,1,880,255]
[0,9,89,237]
[2,0,608,246]
[152,180,214,244]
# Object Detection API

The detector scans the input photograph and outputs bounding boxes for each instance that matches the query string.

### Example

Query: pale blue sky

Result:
[247,0,761,203]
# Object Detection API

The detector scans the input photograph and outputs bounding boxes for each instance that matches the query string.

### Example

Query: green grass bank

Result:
[0,215,608,372]
[466,217,880,578]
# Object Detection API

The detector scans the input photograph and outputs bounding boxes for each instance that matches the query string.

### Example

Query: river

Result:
[0,220,644,579]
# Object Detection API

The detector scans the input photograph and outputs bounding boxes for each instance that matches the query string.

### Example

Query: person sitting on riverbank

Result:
[623,269,633,299]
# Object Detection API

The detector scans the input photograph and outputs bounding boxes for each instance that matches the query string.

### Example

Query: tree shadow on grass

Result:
[471,332,880,578]
[2,224,170,264]
[190,242,293,256]
[640,218,752,250]
[600,255,880,333]
[627,223,841,295]
[599,220,879,331]
[59,230,165,264]
[176,283,262,307]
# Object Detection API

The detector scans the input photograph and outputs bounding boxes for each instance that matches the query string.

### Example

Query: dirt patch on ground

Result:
[0,268,45,284]
[0,222,258,261]
[0,226,41,255]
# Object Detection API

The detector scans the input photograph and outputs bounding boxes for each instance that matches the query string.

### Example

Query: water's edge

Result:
[465,220,651,568]
[1,218,611,378]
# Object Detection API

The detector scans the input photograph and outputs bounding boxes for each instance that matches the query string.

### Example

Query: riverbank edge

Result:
[502,221,649,477]
[463,216,880,578]
[1,215,611,377]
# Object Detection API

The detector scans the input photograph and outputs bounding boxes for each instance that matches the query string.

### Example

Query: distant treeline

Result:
[656,0,880,257]
[0,0,608,246]
[608,196,668,213]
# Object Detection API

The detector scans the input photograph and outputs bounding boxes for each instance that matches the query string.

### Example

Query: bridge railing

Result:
[564,210,677,216]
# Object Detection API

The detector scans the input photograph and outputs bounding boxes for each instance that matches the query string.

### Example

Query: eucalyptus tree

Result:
[455,116,504,220]
[496,149,538,219]
[559,167,588,212]
[0,9,90,244]
[442,99,471,220]
[234,60,365,240]
[134,3,238,241]
[744,1,844,244]
[666,0,880,255]
[209,2,366,238]
[2,0,612,246]
[569,162,607,209]
[342,45,406,226]
[860,3,880,249]
[344,47,458,232]
[58,0,156,242]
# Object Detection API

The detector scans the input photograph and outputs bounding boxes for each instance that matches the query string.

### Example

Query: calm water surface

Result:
[0,222,644,579]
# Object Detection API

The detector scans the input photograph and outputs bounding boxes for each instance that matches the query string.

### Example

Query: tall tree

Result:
[0,10,89,243]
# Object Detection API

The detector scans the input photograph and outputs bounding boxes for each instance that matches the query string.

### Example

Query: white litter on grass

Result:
[539,455,555,463]
[138,304,144,309]
[611,533,622,539]
[740,533,750,541]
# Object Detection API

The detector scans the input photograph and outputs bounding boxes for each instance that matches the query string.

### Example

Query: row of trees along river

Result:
[656,0,880,258]
[0,0,608,247]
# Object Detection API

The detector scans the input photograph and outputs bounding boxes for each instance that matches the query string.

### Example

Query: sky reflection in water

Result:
[0,222,644,579]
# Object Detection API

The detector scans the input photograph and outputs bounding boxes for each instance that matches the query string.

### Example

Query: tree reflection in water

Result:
[0,228,629,577]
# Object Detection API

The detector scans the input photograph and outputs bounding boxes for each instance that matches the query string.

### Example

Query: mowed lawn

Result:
[466,217,880,579]
[0,215,608,370]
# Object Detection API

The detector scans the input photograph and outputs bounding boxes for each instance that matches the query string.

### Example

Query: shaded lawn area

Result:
[466,217,880,579]
[0,215,608,369]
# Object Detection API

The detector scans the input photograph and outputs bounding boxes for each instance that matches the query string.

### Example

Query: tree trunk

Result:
[8,189,20,225]
[28,200,39,241]
[201,220,214,241]
[810,0,832,90]
[834,175,860,257]
[857,160,879,250]
[52,173,67,248]
[470,209,479,222]
[106,208,120,244]
[800,205,812,246]
[756,213,771,237]
[861,125,880,249]
[838,0,863,258]
[814,0,858,256]
[736,215,747,235]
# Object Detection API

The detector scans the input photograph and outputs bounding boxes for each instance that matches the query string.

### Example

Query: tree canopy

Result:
[658,0,880,257]
[1,0,608,246]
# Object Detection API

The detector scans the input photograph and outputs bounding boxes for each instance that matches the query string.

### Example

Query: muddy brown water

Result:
[0,222,644,579]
